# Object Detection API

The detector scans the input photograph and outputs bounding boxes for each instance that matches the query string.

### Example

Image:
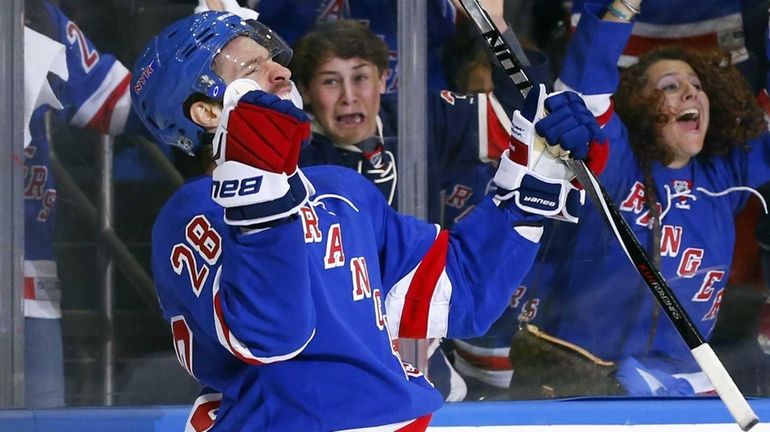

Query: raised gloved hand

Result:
[211,79,313,227]
[536,91,609,176]
[493,84,587,223]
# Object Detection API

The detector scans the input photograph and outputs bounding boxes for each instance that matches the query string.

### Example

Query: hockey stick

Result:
[457,0,759,429]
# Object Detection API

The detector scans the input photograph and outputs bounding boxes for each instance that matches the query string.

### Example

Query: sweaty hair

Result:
[290,20,390,90]
[614,45,765,167]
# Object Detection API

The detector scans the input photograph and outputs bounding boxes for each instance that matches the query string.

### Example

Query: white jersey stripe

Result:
[70,61,129,129]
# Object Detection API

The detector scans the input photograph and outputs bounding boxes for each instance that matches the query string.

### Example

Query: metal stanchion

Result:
[97,134,115,405]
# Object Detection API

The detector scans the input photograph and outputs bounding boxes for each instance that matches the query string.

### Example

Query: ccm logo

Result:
[212,177,263,198]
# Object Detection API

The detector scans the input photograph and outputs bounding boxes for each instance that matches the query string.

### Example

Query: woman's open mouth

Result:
[676,108,700,132]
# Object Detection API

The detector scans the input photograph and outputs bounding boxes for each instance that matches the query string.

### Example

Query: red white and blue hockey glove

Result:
[211,79,313,226]
[494,84,588,223]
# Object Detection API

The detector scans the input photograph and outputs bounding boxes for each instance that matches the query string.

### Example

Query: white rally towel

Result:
[23,27,69,148]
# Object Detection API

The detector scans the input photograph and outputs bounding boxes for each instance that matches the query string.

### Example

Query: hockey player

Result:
[22,0,135,407]
[131,11,607,431]
[521,0,770,396]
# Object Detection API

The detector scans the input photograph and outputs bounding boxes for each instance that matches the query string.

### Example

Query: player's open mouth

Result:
[676,108,700,132]
[337,113,365,126]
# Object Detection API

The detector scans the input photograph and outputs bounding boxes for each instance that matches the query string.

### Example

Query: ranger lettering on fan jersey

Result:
[528,3,770,393]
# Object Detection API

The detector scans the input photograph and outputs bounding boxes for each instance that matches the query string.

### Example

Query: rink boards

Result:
[3,397,770,431]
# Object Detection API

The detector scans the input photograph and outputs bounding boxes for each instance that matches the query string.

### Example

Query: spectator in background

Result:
[518,0,770,397]
[22,0,136,407]
[253,0,458,93]
[567,0,770,391]
[440,17,495,94]
[451,0,770,400]
[289,17,553,400]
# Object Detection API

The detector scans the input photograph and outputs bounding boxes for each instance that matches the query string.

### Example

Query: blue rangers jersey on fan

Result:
[23,0,131,318]
[529,4,770,392]
[152,165,541,431]
[254,0,457,92]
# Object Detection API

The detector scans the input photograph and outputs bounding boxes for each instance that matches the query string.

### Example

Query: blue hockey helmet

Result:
[131,11,292,155]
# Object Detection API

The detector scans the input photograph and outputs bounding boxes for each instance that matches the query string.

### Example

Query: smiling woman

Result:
[512,0,770,399]
[614,46,763,171]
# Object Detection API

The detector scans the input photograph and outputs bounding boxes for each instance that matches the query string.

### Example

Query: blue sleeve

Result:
[559,3,633,95]
[444,200,542,337]
[151,179,315,365]
[714,133,770,213]
[558,4,639,190]
[744,134,770,189]
[350,170,542,339]
[41,1,131,134]
[217,219,317,359]
[427,0,457,46]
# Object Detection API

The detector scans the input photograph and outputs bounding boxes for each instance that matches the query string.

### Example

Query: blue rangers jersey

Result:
[152,165,541,431]
[254,0,457,92]
[23,0,131,318]
[530,5,770,392]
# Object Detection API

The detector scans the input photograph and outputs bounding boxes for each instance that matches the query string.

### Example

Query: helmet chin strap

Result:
[222,78,303,110]
[288,81,304,110]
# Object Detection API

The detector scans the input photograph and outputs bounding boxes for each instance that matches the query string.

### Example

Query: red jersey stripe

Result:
[398,231,450,338]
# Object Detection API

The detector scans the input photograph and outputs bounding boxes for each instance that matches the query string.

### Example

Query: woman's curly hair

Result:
[614,45,764,167]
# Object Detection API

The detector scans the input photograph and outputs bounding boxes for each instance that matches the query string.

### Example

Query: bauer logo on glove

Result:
[494,85,581,223]
[493,84,609,223]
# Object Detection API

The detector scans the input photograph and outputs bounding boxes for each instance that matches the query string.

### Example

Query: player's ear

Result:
[189,100,222,130]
